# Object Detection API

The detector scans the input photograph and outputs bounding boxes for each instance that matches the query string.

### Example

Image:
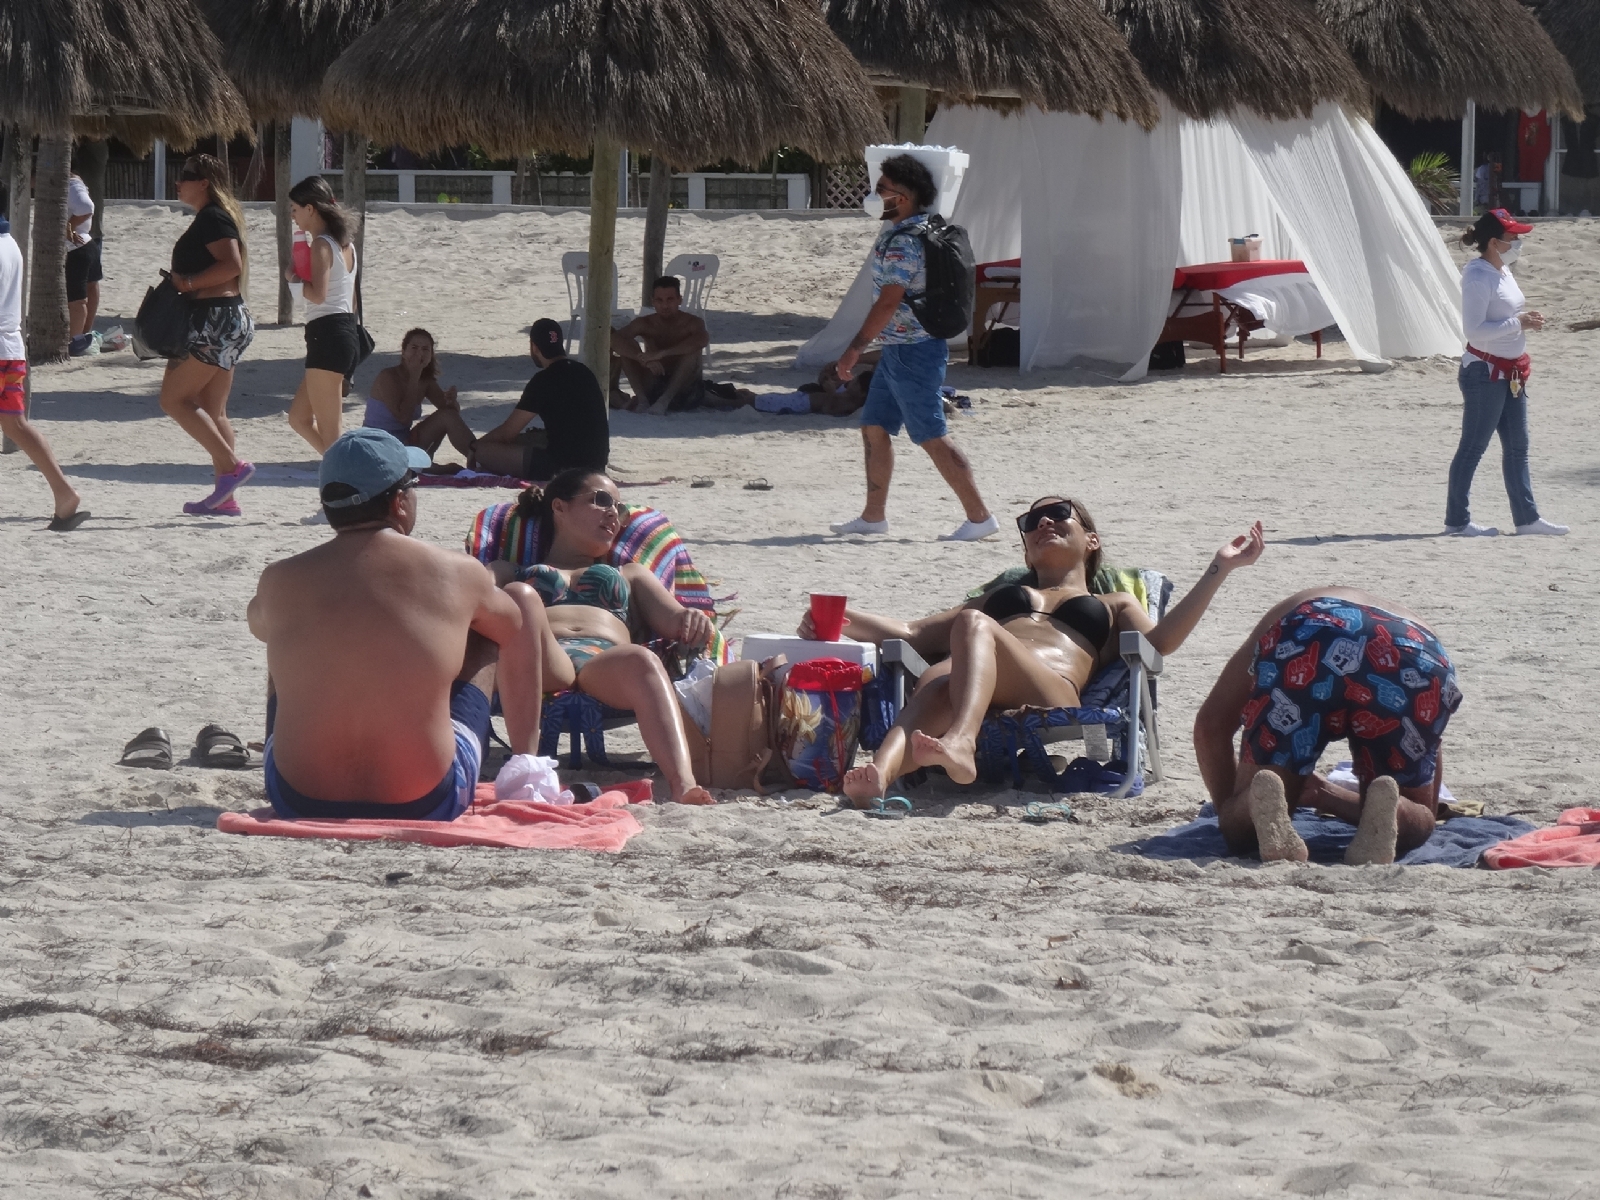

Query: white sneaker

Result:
[940,514,1001,542]
[829,516,888,535]
[1444,522,1498,537]
[1513,518,1569,536]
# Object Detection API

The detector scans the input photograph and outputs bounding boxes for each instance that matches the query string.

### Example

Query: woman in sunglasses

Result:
[160,155,256,516]
[801,496,1263,804]
[491,468,716,804]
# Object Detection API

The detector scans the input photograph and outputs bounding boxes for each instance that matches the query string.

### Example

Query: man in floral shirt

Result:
[829,155,996,542]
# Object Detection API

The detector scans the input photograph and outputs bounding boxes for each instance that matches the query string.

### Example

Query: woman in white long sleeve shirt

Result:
[1445,208,1566,537]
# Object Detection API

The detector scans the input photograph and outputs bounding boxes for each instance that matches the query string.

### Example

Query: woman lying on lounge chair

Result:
[796,496,1264,805]
[489,468,715,804]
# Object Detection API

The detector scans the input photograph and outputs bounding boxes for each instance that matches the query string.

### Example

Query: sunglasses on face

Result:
[1017,500,1075,534]
[587,490,618,512]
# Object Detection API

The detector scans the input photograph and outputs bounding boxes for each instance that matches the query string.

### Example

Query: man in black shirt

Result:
[473,319,610,479]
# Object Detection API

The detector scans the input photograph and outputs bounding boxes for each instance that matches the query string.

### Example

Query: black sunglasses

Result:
[1017,500,1074,534]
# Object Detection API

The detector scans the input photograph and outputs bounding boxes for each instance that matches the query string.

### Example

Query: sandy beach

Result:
[2,203,1598,1198]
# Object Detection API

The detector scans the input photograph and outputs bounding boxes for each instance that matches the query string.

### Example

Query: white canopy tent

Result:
[799,102,1462,379]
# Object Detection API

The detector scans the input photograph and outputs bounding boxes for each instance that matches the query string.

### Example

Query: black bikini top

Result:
[980,584,1113,653]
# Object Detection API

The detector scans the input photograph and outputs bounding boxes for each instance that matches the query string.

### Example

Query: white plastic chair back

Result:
[663,253,719,316]
[561,250,622,352]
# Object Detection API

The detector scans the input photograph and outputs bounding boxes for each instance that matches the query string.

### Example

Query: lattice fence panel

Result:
[824,162,869,209]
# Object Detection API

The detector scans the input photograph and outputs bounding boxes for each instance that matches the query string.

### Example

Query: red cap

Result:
[1488,208,1534,235]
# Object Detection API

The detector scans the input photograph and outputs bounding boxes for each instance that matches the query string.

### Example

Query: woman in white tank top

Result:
[286,175,362,455]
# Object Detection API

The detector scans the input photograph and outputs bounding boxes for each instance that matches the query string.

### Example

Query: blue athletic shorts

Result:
[1241,599,1462,788]
[859,338,948,444]
[264,681,491,821]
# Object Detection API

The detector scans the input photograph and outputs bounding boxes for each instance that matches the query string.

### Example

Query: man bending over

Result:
[248,428,550,819]
[610,275,709,414]
[1193,588,1462,865]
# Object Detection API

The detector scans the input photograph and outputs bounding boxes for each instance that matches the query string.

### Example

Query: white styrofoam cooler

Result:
[737,634,879,681]
[864,143,969,219]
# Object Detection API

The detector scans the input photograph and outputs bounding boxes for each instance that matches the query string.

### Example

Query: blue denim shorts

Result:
[860,338,948,444]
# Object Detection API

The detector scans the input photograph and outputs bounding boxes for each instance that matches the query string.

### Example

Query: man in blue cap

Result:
[247,428,553,819]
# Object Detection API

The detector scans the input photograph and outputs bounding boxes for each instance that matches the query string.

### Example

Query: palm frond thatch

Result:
[1526,0,1600,107]
[197,0,393,121]
[323,0,888,166]
[0,0,251,148]
[1318,0,1585,120]
[1101,0,1369,121]
[824,0,1160,129]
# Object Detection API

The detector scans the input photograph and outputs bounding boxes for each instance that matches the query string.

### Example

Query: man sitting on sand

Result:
[474,318,609,479]
[610,275,709,414]
[1193,588,1463,865]
[248,428,551,819]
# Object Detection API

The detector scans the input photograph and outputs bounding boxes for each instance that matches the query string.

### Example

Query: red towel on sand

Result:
[1482,808,1600,869]
[216,781,652,852]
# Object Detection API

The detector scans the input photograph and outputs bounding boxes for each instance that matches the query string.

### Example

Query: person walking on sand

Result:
[65,161,100,356]
[160,154,256,517]
[828,154,996,543]
[286,175,361,456]
[1445,208,1567,537]
[0,220,86,530]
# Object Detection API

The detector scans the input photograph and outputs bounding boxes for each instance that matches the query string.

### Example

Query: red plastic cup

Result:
[809,593,847,642]
[291,235,312,282]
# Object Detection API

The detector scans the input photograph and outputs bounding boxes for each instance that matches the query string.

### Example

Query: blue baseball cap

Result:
[319,428,431,508]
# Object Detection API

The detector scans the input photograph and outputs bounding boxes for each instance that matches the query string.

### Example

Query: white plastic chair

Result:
[561,251,628,353]
[663,253,719,316]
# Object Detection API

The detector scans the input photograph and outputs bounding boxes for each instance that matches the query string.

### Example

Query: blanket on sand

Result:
[1482,809,1600,869]
[1126,802,1535,867]
[216,781,651,851]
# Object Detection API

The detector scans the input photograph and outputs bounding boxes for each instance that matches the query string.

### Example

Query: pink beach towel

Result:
[1482,808,1600,869]
[216,780,652,852]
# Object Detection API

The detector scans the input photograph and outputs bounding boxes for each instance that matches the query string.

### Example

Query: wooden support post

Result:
[642,156,670,308]
[896,86,928,143]
[276,120,293,325]
[584,134,620,385]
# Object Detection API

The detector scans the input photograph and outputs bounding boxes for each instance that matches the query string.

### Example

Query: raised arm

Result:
[1129,522,1264,657]
[796,597,972,659]
[624,564,713,648]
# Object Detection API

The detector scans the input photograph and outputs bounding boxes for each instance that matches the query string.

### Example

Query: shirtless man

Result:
[609,275,709,414]
[247,428,549,819]
[1193,587,1463,865]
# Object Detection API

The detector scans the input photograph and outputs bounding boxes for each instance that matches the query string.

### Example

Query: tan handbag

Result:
[683,657,786,792]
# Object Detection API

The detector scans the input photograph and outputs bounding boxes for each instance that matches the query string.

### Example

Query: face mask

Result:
[1499,239,1521,265]
[861,192,885,220]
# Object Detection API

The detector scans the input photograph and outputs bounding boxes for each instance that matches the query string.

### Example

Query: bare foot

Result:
[1345,776,1400,865]
[675,785,715,806]
[843,763,885,808]
[609,388,631,410]
[1249,771,1308,863]
[53,488,82,521]
[910,730,978,786]
[645,395,673,416]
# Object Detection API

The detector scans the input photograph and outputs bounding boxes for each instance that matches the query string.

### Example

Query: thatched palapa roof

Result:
[1317,0,1584,119]
[0,0,250,148]
[198,0,393,121]
[824,0,1160,129]
[322,0,887,166]
[1526,0,1600,108]
[1100,0,1369,121]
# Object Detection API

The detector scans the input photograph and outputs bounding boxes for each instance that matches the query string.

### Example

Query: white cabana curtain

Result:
[1231,104,1460,363]
[1178,117,1297,263]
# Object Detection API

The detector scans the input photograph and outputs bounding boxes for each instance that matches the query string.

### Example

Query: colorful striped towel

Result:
[465,501,730,663]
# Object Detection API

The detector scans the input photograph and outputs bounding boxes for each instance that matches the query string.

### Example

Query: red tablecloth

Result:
[1173,260,1307,291]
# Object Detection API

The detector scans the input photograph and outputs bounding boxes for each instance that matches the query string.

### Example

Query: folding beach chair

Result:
[560,251,629,354]
[465,500,734,769]
[867,569,1173,798]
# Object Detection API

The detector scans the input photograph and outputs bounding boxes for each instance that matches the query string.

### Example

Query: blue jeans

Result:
[1445,362,1539,529]
[860,338,948,444]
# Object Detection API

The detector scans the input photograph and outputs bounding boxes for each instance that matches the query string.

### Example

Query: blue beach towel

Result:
[1124,804,1535,868]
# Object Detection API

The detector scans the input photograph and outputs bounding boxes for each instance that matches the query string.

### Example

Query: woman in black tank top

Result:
[797,496,1264,806]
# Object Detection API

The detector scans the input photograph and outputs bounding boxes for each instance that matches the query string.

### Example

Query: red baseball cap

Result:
[1487,207,1534,235]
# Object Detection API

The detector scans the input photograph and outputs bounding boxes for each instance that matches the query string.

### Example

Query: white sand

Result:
[2,204,1598,1198]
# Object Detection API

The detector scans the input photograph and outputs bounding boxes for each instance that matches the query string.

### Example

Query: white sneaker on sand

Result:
[939,514,1000,542]
[1444,522,1498,537]
[1513,518,1569,536]
[829,516,888,535]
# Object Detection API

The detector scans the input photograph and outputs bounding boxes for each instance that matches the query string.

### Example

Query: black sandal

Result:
[193,724,252,769]
[119,727,173,770]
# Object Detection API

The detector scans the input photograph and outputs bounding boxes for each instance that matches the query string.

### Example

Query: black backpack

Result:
[887,215,974,340]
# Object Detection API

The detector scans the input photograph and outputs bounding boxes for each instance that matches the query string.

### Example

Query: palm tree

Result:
[26,134,69,361]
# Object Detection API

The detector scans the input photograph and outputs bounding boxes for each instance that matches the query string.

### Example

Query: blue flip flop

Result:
[863,795,913,820]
